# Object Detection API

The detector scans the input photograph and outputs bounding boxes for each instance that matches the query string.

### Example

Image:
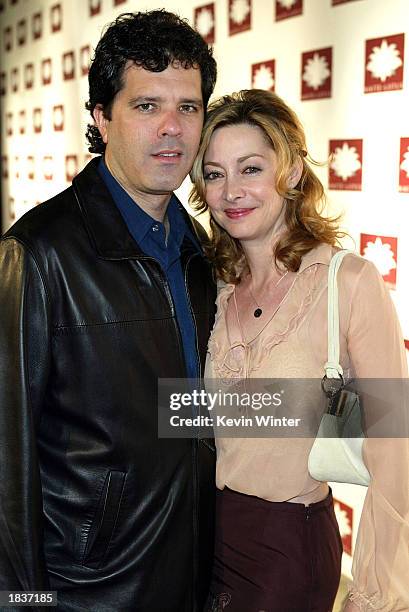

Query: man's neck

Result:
[104,158,171,222]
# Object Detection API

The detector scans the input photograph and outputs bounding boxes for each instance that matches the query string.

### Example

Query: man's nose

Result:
[158,111,182,138]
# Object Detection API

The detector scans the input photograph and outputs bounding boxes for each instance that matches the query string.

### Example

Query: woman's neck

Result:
[240,231,287,291]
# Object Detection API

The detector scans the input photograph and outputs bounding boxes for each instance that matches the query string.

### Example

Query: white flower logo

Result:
[330,143,361,181]
[278,0,297,8]
[66,156,77,178]
[230,0,250,25]
[43,156,53,178]
[253,64,274,90]
[400,147,409,178]
[303,53,330,90]
[334,502,352,539]
[53,106,63,127]
[363,237,397,277]
[367,39,403,82]
[196,7,214,38]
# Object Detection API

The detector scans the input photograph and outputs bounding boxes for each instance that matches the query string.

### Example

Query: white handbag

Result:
[308,250,370,486]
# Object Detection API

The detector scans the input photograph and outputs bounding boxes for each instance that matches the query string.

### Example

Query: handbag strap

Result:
[325,249,355,380]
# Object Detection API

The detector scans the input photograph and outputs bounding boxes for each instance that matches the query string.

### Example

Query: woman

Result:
[190,90,409,611]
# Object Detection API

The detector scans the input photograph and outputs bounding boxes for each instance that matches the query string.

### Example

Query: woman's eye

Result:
[204,171,223,181]
[243,166,261,175]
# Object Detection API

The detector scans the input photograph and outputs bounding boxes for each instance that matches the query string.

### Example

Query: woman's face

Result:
[203,123,287,245]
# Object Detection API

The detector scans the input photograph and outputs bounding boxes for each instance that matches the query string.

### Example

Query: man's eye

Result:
[180,104,198,113]
[137,103,155,112]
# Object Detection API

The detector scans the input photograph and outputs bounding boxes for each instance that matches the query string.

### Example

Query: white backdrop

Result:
[1,0,409,578]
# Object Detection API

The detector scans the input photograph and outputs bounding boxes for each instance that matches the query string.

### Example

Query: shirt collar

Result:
[98,156,200,251]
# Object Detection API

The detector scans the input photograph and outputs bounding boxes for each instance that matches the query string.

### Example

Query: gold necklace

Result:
[248,271,288,318]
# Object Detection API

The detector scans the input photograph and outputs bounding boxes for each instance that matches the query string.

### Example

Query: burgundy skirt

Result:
[206,487,342,612]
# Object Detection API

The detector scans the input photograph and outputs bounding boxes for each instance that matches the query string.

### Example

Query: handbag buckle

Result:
[321,374,344,398]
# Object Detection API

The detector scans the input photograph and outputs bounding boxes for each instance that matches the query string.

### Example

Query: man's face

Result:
[94,62,204,213]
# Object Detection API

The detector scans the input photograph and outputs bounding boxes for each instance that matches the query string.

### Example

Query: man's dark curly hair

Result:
[85,10,217,153]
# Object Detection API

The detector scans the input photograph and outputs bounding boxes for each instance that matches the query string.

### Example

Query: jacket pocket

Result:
[82,470,126,569]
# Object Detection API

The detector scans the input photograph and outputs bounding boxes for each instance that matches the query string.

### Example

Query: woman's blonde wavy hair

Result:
[189,89,343,283]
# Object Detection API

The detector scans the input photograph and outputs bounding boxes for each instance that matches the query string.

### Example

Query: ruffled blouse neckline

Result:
[208,263,322,378]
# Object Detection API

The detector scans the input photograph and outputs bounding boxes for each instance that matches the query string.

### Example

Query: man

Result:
[0,11,217,612]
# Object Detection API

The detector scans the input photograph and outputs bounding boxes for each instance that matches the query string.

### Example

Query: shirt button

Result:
[152,224,159,232]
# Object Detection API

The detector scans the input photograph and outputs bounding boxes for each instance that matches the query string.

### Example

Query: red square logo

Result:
[194,3,215,45]
[65,155,78,182]
[9,197,15,222]
[365,34,404,94]
[360,234,398,289]
[229,0,251,36]
[301,47,332,100]
[275,0,302,21]
[89,0,101,16]
[6,112,13,137]
[11,67,19,92]
[80,45,91,76]
[404,339,409,352]
[0,72,5,96]
[50,4,62,33]
[4,26,12,52]
[329,139,363,191]
[251,60,275,91]
[14,156,20,180]
[333,498,353,556]
[53,105,64,131]
[41,59,52,85]
[32,12,42,40]
[62,51,75,80]
[398,138,409,193]
[43,156,54,181]
[27,156,35,180]
[17,18,27,46]
[24,63,34,89]
[1,155,8,179]
[33,108,42,133]
[18,110,26,135]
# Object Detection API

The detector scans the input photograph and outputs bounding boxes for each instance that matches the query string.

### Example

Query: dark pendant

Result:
[253,308,262,318]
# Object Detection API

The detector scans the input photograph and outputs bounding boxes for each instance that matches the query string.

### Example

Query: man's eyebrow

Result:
[128,96,203,107]
[128,96,162,107]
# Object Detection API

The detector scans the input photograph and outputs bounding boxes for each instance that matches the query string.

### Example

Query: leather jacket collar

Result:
[73,157,201,262]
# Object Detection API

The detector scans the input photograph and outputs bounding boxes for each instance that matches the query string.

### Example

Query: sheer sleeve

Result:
[342,258,409,611]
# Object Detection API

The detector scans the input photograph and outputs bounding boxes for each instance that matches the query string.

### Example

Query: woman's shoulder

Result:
[335,248,384,292]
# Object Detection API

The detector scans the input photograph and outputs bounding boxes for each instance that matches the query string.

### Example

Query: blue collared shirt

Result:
[98,157,200,380]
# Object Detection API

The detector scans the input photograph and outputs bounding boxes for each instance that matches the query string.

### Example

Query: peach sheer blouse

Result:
[205,244,409,611]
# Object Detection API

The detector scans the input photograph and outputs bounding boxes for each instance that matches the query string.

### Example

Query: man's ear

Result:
[288,157,303,189]
[93,104,109,144]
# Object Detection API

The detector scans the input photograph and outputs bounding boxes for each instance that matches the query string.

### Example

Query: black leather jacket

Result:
[0,159,216,611]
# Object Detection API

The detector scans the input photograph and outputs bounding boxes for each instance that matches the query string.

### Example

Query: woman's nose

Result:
[223,178,245,202]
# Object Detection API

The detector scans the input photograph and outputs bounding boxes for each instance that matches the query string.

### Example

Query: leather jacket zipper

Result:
[184,253,201,380]
[184,252,201,612]
[133,252,201,609]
